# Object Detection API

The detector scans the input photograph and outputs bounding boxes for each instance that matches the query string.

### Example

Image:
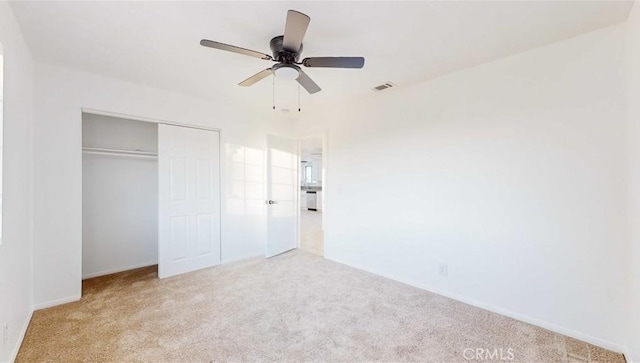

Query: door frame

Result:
[80,107,223,286]
[82,108,221,132]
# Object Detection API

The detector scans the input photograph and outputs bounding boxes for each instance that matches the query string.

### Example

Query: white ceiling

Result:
[10,1,633,111]
[300,137,322,162]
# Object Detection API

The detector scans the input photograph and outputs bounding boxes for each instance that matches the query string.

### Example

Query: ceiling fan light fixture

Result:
[200,9,364,95]
[273,64,300,81]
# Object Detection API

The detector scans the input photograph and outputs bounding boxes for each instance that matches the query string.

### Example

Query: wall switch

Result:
[3,323,7,345]
[438,263,448,277]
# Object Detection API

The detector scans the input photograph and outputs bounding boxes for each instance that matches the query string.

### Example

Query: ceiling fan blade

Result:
[296,69,321,94]
[200,39,273,61]
[282,10,310,52]
[302,57,365,69]
[238,68,273,87]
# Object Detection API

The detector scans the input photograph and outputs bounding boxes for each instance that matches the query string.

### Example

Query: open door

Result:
[158,124,221,278]
[266,134,298,258]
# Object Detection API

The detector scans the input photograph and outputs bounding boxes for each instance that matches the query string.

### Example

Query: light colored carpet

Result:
[17,251,624,362]
[300,209,323,256]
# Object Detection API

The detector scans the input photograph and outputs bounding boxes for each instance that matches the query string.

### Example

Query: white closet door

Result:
[158,124,221,278]
[265,134,298,258]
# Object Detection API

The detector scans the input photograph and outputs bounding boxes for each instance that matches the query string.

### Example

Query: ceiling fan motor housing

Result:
[270,35,302,63]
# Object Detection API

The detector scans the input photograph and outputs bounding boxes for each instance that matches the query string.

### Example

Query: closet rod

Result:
[82,147,158,160]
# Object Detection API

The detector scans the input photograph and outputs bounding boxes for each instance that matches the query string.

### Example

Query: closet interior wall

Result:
[82,113,158,279]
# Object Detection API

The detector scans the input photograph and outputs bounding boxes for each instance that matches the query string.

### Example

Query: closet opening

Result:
[82,113,159,280]
[81,110,222,294]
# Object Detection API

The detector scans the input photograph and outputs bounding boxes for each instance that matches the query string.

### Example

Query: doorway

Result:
[299,137,324,256]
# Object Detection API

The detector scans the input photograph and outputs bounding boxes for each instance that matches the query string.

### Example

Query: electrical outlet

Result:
[3,323,7,345]
[438,263,448,277]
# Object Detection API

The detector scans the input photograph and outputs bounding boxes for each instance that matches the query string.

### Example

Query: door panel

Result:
[159,124,221,278]
[197,160,212,199]
[266,135,298,258]
[170,216,188,260]
[196,214,214,255]
[170,158,187,201]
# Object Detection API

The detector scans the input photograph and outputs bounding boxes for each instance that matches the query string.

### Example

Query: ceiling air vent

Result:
[372,82,396,92]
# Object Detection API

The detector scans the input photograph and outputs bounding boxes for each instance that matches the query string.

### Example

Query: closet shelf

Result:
[82,147,158,160]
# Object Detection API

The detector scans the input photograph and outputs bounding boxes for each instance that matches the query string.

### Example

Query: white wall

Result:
[315,25,628,351]
[0,2,34,361]
[82,114,158,279]
[82,113,158,151]
[626,1,640,361]
[32,63,295,309]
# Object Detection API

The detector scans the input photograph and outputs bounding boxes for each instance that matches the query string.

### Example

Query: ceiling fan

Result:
[200,10,365,94]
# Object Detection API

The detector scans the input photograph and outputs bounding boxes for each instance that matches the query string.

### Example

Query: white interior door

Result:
[266,134,298,258]
[158,124,221,278]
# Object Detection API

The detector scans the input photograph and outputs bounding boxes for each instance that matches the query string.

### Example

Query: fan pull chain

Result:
[298,84,301,112]
[272,76,276,110]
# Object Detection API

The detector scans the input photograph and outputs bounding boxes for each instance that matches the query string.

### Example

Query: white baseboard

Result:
[84,254,266,279]
[35,255,250,312]
[423,284,624,353]
[326,255,624,354]
[82,261,158,279]
[33,294,81,311]
[9,309,33,363]
[625,348,639,363]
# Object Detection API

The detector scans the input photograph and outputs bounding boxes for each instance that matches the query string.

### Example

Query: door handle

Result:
[266,200,278,205]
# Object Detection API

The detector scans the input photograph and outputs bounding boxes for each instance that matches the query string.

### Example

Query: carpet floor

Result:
[300,209,323,256]
[17,251,624,362]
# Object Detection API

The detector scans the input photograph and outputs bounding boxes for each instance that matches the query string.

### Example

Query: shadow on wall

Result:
[226,144,264,216]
